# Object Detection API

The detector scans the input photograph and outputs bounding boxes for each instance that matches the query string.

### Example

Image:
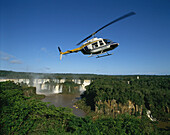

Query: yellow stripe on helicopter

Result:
[59,40,100,60]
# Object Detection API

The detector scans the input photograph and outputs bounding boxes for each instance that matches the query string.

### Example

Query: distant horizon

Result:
[0,70,169,76]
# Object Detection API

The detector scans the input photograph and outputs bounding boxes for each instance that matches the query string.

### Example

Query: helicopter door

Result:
[99,40,105,46]
[92,42,98,49]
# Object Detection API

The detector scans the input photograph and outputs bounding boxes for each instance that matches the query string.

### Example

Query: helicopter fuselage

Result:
[58,12,135,59]
[81,38,119,55]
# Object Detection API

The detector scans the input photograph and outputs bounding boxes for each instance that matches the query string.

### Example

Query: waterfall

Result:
[0,78,92,95]
[146,110,156,121]
[59,85,63,93]
[53,85,59,94]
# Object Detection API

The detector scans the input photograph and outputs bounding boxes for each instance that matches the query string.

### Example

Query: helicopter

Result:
[58,12,136,60]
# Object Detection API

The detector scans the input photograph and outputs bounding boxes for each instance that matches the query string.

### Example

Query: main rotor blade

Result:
[77,12,136,45]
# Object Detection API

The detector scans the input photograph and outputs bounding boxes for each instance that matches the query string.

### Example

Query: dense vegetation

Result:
[62,81,80,94]
[81,76,170,121]
[0,71,169,134]
[0,70,98,80]
[0,81,164,134]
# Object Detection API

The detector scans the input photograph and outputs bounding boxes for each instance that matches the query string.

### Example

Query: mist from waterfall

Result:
[0,78,91,95]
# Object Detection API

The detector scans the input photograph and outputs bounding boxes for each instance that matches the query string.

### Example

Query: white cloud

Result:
[10,60,22,64]
[41,47,47,52]
[0,51,14,61]
[0,51,22,64]
[1,56,10,61]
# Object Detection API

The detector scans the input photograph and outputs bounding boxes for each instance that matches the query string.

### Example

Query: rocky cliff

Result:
[95,99,143,118]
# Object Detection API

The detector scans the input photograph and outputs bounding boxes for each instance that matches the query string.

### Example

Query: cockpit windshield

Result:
[103,39,112,44]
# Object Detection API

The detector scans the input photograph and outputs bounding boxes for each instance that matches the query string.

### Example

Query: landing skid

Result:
[96,53,113,58]
[88,52,113,58]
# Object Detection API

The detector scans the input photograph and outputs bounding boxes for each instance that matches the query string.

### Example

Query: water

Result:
[42,93,86,117]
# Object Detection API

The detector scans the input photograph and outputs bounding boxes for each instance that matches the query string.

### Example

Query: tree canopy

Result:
[81,76,170,120]
[0,81,165,134]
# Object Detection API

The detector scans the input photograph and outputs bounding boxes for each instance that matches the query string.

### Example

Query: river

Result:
[42,93,86,117]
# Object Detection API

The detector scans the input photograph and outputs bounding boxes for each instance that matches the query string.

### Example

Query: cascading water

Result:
[0,78,91,117]
[0,78,92,95]
[59,85,63,93]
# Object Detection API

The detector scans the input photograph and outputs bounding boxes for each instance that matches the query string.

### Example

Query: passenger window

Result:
[92,42,98,48]
[99,40,104,45]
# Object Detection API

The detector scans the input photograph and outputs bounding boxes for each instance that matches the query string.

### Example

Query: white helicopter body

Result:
[58,12,135,60]
[81,37,119,55]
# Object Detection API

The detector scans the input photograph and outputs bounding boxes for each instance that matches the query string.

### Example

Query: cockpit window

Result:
[104,39,112,44]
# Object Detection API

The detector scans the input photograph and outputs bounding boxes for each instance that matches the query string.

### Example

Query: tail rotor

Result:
[58,47,63,60]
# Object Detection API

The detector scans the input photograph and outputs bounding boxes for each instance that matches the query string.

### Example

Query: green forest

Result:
[0,71,170,134]
[80,76,170,119]
[0,70,98,80]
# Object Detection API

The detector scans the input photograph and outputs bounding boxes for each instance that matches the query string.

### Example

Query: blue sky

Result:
[0,0,170,75]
